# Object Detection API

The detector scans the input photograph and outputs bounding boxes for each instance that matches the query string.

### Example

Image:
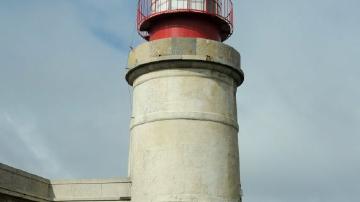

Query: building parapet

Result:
[51,178,131,201]
[0,163,131,202]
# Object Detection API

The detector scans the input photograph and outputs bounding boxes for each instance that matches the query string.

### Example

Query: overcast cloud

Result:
[0,0,359,202]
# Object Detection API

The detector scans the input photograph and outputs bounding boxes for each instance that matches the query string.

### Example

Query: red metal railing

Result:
[137,0,233,39]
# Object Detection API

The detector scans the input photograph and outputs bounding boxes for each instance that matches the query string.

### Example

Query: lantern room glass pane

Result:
[150,0,221,14]
[152,0,168,12]
[171,0,188,9]
[191,0,204,10]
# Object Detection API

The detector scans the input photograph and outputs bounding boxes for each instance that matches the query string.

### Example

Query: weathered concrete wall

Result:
[127,38,243,202]
[127,37,243,86]
[51,178,131,202]
[0,163,131,202]
[0,163,51,202]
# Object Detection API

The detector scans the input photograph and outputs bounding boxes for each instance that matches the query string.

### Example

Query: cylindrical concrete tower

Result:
[127,0,243,201]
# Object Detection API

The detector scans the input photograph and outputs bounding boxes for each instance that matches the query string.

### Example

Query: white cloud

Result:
[1,112,68,177]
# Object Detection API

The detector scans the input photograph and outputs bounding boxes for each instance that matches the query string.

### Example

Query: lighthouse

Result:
[127,0,244,201]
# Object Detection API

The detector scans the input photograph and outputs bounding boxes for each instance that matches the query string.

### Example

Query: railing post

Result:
[205,0,207,12]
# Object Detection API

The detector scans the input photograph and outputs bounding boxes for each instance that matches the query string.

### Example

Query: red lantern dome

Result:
[137,0,234,41]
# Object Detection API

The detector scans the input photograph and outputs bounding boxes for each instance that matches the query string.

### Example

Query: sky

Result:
[0,0,359,202]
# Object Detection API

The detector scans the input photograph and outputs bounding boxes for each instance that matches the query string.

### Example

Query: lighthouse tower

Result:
[126,0,244,201]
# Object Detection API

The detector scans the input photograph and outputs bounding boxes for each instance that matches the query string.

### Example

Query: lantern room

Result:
[137,0,234,41]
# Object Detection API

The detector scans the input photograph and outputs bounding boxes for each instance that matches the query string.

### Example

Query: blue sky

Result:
[0,0,359,202]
